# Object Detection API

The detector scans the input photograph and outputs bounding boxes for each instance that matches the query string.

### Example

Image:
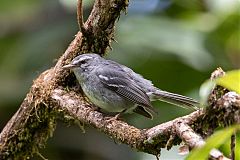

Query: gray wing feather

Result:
[96,67,152,108]
[114,80,151,107]
[106,60,155,93]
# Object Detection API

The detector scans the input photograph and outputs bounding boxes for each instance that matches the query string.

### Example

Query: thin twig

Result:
[36,152,48,160]
[231,132,236,160]
[77,0,87,33]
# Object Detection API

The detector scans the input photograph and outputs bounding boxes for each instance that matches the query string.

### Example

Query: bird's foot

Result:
[91,104,100,111]
[105,113,123,122]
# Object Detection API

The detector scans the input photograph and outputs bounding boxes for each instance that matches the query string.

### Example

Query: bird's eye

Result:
[80,60,87,64]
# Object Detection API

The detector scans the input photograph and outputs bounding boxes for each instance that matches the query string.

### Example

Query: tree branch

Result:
[50,82,239,158]
[51,87,204,155]
[174,121,230,160]
[0,0,128,159]
[77,0,86,34]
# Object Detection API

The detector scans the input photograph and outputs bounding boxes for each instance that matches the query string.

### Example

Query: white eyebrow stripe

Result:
[73,56,93,64]
[79,56,93,61]
[99,75,109,81]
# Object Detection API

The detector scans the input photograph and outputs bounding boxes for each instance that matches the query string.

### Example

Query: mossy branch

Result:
[0,0,128,159]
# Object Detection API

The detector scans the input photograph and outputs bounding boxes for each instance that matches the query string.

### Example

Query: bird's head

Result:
[63,53,102,72]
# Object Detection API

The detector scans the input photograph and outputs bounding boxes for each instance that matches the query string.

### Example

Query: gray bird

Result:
[63,53,199,119]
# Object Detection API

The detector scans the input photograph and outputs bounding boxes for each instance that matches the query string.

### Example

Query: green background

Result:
[0,0,239,159]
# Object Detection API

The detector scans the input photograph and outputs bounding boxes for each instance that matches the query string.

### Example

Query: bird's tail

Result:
[151,90,200,110]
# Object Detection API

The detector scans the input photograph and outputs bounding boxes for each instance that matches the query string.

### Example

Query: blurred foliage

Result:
[219,131,240,160]
[199,80,215,105]
[186,125,240,160]
[0,0,239,159]
[199,69,240,104]
[216,70,240,94]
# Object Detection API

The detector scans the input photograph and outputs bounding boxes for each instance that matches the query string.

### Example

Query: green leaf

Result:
[199,80,215,105]
[216,70,240,94]
[186,126,240,160]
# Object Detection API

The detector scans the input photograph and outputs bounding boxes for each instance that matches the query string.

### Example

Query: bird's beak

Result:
[62,64,77,69]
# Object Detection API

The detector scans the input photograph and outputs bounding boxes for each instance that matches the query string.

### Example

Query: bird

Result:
[63,53,199,119]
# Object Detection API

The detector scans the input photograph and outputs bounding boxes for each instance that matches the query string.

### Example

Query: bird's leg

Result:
[113,112,122,120]
[105,109,126,122]
[91,104,100,111]
[83,96,100,111]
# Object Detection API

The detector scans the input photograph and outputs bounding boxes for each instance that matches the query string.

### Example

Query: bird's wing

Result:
[96,67,153,109]
[106,60,155,92]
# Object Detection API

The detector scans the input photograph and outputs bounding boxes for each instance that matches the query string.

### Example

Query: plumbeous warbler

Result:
[63,53,199,119]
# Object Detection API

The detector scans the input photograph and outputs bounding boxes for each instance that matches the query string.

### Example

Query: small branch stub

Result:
[77,0,87,34]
